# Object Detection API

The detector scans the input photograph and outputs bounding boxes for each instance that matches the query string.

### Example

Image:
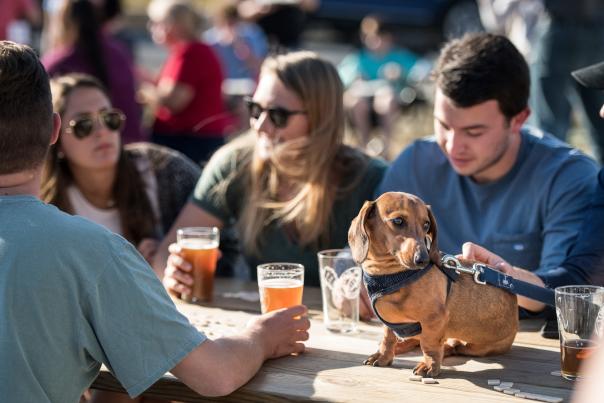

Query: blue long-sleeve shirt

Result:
[543,168,604,288]
[376,127,599,288]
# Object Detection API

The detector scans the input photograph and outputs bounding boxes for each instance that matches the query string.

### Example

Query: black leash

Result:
[441,255,556,307]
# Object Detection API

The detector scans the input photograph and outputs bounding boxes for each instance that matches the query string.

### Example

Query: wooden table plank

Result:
[91,279,574,402]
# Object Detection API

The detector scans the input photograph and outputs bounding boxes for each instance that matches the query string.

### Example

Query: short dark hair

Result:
[0,41,53,174]
[432,33,530,120]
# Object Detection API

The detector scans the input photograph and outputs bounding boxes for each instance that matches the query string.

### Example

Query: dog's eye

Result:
[423,221,430,232]
[391,217,405,226]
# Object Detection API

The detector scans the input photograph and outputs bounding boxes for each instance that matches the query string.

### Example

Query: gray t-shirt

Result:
[376,127,599,281]
[0,196,206,402]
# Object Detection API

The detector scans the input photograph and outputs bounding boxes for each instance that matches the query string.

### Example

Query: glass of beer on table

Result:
[257,263,304,313]
[555,285,604,380]
[176,227,220,303]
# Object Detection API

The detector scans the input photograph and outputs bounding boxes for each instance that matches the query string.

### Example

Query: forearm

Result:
[156,80,193,114]
[508,265,546,312]
[172,333,267,396]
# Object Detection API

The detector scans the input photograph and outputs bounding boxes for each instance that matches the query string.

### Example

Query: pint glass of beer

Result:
[555,285,604,380]
[177,227,220,303]
[257,263,304,313]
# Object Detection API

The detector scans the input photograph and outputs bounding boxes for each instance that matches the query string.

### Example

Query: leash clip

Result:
[441,255,486,285]
[471,263,487,285]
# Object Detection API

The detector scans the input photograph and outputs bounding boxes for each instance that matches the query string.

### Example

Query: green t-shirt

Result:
[0,196,205,402]
[192,146,388,286]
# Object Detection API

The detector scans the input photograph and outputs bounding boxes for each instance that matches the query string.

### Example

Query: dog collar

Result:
[363,263,434,298]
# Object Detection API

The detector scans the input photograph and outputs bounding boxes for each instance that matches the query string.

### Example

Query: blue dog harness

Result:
[364,254,557,340]
[363,263,458,339]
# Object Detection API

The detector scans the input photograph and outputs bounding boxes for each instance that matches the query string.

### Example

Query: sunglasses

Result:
[244,96,306,128]
[65,109,126,139]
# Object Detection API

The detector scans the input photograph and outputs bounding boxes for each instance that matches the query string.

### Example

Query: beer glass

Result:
[555,285,604,380]
[318,249,362,333]
[257,263,304,313]
[177,227,220,303]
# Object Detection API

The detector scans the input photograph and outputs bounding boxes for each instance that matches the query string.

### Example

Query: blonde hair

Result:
[216,51,365,255]
[147,0,203,40]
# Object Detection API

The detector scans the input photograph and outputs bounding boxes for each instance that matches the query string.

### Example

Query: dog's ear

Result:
[426,205,440,264]
[348,200,376,264]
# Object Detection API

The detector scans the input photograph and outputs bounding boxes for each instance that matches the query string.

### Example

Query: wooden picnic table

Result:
[91,278,574,402]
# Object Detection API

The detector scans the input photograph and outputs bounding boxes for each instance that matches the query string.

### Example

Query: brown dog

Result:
[348,191,518,377]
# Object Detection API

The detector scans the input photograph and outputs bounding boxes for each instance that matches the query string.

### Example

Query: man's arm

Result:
[536,158,598,274]
[171,305,310,396]
[548,168,604,287]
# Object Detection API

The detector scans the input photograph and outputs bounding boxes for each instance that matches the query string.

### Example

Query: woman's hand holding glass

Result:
[162,242,224,298]
[162,243,194,298]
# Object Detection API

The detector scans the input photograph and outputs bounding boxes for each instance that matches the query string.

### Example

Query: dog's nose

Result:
[414,249,429,266]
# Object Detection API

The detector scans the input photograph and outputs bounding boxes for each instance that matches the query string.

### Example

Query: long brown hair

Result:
[216,51,367,255]
[40,73,156,245]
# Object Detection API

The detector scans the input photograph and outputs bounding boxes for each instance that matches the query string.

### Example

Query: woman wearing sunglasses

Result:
[154,51,388,291]
[41,73,201,265]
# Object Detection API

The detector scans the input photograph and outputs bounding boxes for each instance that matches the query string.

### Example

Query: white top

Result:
[67,186,122,235]
[67,155,161,237]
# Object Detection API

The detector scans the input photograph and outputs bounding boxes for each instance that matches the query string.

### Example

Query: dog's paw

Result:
[413,361,441,377]
[363,351,394,367]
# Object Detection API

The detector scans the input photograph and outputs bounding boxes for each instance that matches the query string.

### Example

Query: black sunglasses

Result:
[244,96,306,128]
[65,109,126,139]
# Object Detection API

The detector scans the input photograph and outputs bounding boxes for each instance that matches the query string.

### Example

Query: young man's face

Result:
[433,88,528,183]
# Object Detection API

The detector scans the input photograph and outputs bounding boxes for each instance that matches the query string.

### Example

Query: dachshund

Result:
[348,191,518,377]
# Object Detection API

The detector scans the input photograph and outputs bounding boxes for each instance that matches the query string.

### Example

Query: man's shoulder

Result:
[31,200,130,253]
[391,136,447,169]
[513,128,598,198]
[377,137,450,196]
[521,127,598,171]
[2,197,134,274]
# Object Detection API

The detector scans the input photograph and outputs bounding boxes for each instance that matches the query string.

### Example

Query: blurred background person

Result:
[96,0,136,57]
[153,51,387,292]
[205,1,268,83]
[42,73,200,266]
[476,0,544,61]
[338,15,418,156]
[529,0,604,162]
[204,0,268,132]
[41,0,145,144]
[0,0,41,47]
[141,0,234,165]
[238,0,319,51]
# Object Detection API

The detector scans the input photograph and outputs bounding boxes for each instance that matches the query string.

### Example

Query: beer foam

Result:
[259,278,303,288]
[178,239,219,250]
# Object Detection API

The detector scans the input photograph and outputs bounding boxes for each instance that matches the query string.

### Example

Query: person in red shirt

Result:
[142,0,234,165]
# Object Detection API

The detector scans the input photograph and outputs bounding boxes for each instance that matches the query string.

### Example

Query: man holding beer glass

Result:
[0,41,310,402]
